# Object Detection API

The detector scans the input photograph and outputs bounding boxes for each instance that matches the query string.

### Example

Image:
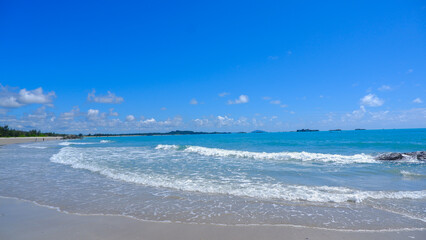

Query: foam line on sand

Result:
[0,197,424,240]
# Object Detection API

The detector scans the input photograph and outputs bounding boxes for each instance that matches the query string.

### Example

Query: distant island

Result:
[251,130,267,133]
[329,129,342,131]
[296,129,319,132]
[88,130,231,137]
[355,128,366,130]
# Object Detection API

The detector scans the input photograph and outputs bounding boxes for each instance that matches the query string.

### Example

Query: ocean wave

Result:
[59,140,112,146]
[155,144,376,164]
[59,142,95,146]
[19,145,47,149]
[50,147,426,203]
[401,170,426,178]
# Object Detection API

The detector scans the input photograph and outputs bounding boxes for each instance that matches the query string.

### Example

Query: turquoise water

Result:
[0,129,425,230]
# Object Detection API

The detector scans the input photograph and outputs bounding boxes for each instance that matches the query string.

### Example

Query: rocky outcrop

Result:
[297,129,319,132]
[375,151,426,161]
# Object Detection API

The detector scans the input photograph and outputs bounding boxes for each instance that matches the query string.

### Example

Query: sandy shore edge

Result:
[0,197,424,240]
[0,137,63,146]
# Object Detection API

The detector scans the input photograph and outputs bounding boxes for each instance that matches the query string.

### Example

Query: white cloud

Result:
[346,106,367,119]
[370,110,390,120]
[142,118,156,124]
[87,109,100,120]
[0,85,56,108]
[407,69,413,74]
[413,98,423,104]
[228,95,249,104]
[87,90,124,104]
[193,118,209,126]
[360,94,384,107]
[0,96,22,108]
[157,116,183,127]
[0,106,170,134]
[215,115,251,128]
[190,98,198,105]
[218,92,229,97]
[161,107,167,111]
[27,106,48,119]
[191,115,254,129]
[61,106,80,120]
[263,97,285,106]
[126,115,135,121]
[378,85,391,91]
[325,107,426,129]
[268,56,279,60]
[217,115,234,126]
[109,108,119,116]
[18,88,56,104]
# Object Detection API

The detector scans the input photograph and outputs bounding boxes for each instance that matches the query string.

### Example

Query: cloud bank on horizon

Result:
[0,83,425,133]
[0,1,425,133]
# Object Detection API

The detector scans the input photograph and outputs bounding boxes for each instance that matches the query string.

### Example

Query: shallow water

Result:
[0,129,425,230]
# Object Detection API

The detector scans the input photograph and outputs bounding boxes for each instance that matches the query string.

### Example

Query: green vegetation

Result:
[0,125,65,137]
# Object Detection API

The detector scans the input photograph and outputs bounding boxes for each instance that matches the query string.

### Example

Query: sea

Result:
[0,129,425,230]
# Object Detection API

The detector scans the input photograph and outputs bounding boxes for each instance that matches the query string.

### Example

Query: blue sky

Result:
[1,0,425,133]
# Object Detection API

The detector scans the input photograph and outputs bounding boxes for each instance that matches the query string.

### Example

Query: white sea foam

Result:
[50,147,426,204]
[19,145,47,149]
[156,144,377,164]
[401,170,425,178]
[59,140,113,146]
[156,144,180,150]
[59,142,95,146]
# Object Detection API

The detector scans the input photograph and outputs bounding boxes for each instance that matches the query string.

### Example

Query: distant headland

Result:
[87,130,231,137]
[296,129,319,132]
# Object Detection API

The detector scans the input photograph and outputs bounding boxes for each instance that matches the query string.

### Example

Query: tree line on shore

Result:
[0,125,68,138]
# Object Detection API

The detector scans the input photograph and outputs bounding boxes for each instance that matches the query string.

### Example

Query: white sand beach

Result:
[0,197,424,240]
[0,137,63,146]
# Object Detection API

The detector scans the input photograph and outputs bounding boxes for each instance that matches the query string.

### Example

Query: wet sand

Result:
[0,197,424,240]
[0,137,63,146]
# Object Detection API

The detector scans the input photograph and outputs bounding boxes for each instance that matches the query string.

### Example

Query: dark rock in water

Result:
[375,151,426,161]
[404,151,426,160]
[376,153,404,160]
[297,129,319,132]
[251,130,267,133]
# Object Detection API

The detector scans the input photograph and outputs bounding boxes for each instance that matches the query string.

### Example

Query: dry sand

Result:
[0,197,424,240]
[0,137,63,146]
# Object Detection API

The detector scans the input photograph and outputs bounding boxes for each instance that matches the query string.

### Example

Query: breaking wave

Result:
[59,140,112,146]
[19,145,47,149]
[59,142,94,146]
[50,146,426,204]
[155,144,377,164]
[401,170,426,178]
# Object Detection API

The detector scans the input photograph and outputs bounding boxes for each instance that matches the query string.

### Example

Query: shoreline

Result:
[0,197,424,240]
[0,137,63,146]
